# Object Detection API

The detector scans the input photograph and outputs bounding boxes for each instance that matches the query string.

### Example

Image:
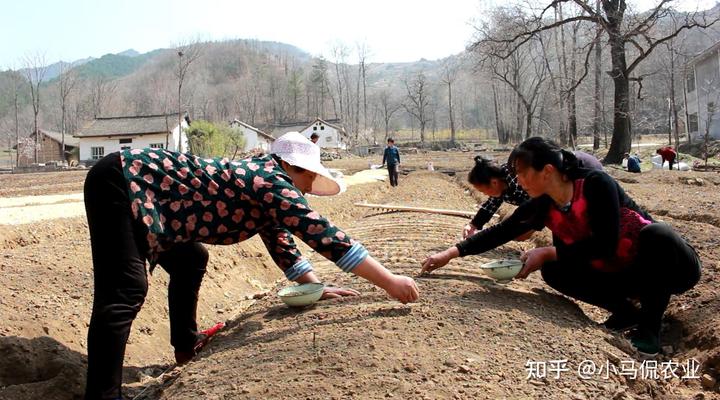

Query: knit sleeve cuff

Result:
[336,242,369,273]
[285,259,314,281]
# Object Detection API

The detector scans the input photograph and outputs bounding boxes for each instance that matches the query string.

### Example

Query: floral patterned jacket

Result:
[120,148,368,280]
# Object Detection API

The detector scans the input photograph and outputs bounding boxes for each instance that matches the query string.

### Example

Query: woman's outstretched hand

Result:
[321,286,361,299]
[420,247,460,275]
[383,274,420,303]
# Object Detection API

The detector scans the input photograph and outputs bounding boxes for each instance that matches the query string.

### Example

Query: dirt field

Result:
[1,149,719,400]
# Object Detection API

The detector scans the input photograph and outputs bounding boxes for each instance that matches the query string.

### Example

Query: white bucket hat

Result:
[271,131,346,196]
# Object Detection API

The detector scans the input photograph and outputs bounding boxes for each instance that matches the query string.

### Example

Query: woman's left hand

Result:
[321,286,361,299]
[516,247,555,279]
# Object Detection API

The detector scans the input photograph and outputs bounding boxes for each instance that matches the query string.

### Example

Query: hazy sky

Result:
[1,0,716,67]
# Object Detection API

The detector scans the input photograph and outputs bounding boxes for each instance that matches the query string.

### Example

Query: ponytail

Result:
[468,156,505,185]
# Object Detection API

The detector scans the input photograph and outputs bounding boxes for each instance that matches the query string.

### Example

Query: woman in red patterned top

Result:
[83,132,419,400]
[422,137,700,356]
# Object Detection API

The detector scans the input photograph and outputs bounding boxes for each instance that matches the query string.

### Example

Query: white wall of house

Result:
[687,50,720,139]
[172,121,190,151]
[79,132,179,162]
[301,121,347,149]
[238,127,273,152]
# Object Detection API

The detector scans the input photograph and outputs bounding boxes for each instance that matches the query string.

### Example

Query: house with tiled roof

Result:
[229,119,275,152]
[268,118,348,149]
[16,128,80,166]
[74,113,189,163]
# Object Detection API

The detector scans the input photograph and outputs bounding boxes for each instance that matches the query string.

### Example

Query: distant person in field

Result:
[310,132,320,144]
[424,137,701,356]
[656,146,677,170]
[624,152,641,173]
[462,150,603,239]
[381,138,401,187]
[82,132,419,399]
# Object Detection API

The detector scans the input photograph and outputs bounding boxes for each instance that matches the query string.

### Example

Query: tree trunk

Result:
[683,70,692,145]
[605,32,631,164]
[670,63,680,148]
[592,0,602,150]
[61,104,66,165]
[448,80,456,144]
[14,90,19,169]
[492,84,505,144]
[34,114,39,163]
[525,104,532,139]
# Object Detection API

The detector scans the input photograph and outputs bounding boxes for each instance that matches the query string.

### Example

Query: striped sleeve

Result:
[335,242,369,273]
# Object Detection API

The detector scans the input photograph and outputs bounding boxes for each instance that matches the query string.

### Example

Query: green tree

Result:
[186,120,245,158]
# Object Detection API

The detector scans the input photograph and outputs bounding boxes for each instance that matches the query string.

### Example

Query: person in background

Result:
[624,152,641,173]
[381,138,401,187]
[424,137,700,356]
[82,132,419,400]
[656,146,677,170]
[573,150,603,170]
[310,132,320,144]
[462,150,602,239]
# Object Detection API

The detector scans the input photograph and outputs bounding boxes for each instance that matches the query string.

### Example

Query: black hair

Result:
[310,133,319,139]
[387,138,394,143]
[508,136,580,177]
[467,156,505,185]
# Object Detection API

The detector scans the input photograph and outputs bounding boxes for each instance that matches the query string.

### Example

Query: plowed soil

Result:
[1,151,719,400]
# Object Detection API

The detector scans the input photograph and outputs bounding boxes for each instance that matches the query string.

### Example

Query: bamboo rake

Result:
[354,202,476,218]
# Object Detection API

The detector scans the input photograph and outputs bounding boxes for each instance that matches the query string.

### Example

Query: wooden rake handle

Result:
[354,202,475,218]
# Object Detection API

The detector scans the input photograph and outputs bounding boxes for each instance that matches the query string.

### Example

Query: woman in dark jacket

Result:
[424,137,700,356]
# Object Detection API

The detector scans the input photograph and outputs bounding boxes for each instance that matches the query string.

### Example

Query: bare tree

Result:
[330,42,349,122]
[472,0,719,163]
[357,41,370,131]
[91,75,117,118]
[175,41,202,152]
[403,72,431,143]
[310,57,331,119]
[482,42,548,140]
[287,67,303,121]
[58,63,78,165]
[441,59,459,144]
[376,89,402,141]
[23,53,48,163]
[5,68,26,168]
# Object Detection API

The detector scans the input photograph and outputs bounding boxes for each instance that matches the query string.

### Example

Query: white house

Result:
[74,113,189,163]
[229,119,275,152]
[299,118,348,149]
[684,41,720,140]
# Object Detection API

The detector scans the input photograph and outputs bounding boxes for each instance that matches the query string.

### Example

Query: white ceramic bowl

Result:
[480,259,523,283]
[277,283,325,307]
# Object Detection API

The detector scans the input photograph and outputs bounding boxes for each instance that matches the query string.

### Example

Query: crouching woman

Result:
[422,137,700,356]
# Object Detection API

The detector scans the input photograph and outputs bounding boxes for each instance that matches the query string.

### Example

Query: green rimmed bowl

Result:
[278,282,325,307]
[480,259,523,284]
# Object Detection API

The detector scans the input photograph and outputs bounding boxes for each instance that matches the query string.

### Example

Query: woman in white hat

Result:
[83,131,420,400]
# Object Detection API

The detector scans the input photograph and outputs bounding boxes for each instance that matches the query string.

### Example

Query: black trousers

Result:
[84,153,209,400]
[541,223,701,335]
[388,164,399,186]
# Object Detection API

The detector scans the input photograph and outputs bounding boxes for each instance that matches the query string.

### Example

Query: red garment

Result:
[545,179,652,271]
[657,147,677,163]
